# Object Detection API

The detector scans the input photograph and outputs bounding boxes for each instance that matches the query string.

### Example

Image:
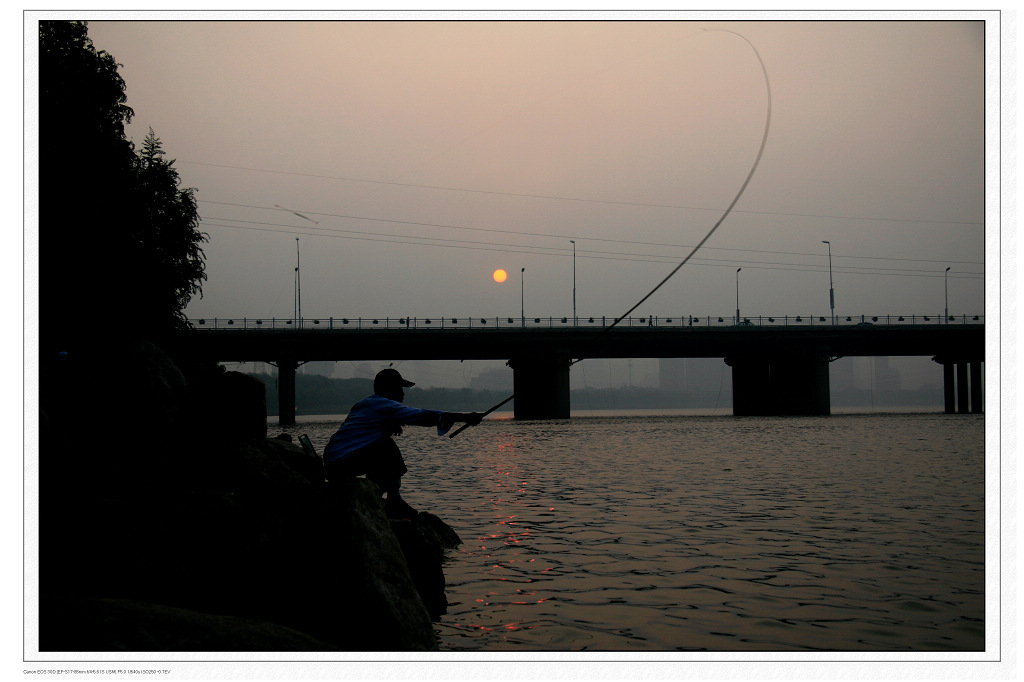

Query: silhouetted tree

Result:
[37,22,209,610]
[133,128,206,328]
[38,20,206,356]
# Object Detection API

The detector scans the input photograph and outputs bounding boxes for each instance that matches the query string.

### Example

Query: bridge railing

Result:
[187,314,984,330]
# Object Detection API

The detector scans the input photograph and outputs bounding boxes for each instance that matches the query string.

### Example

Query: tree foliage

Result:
[135,129,207,324]
[38,20,206,352]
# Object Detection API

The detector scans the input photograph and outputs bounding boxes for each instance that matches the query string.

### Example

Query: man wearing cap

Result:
[323,368,482,518]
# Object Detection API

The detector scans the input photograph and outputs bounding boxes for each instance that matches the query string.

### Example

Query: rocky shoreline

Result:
[38,341,461,652]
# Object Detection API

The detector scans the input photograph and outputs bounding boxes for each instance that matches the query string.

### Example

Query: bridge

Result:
[179,315,985,423]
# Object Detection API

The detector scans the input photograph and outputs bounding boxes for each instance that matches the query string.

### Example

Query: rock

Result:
[38,341,459,652]
[390,513,463,620]
[133,446,438,650]
[40,596,338,652]
[261,434,324,485]
[319,478,439,649]
[210,371,268,441]
[412,511,464,551]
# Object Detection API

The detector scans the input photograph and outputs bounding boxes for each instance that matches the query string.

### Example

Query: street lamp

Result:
[822,240,834,325]
[945,266,951,323]
[295,238,302,327]
[521,267,526,328]
[735,268,742,323]
[570,240,577,324]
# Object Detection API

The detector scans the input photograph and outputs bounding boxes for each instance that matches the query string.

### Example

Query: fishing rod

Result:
[448,394,515,438]
[570,29,772,366]
[450,30,772,437]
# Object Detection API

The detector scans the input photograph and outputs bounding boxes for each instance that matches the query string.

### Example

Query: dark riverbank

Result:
[37,341,460,652]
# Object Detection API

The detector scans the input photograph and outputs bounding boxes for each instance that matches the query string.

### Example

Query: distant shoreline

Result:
[244,370,949,420]
[270,405,955,425]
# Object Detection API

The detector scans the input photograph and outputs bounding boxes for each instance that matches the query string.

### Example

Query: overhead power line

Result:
[199,200,985,268]
[185,161,984,228]
[201,220,984,279]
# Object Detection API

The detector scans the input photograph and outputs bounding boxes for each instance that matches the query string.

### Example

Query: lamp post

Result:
[735,268,742,323]
[822,240,834,325]
[945,266,951,323]
[570,240,577,325]
[521,267,526,328]
[295,238,302,327]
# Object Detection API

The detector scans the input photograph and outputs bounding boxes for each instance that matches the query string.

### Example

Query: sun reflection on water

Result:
[427,415,985,650]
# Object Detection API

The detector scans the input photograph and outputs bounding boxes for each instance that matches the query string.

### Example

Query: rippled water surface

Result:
[282,411,985,652]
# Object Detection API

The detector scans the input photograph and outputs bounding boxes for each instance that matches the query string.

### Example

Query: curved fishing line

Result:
[572,29,772,364]
[451,30,772,438]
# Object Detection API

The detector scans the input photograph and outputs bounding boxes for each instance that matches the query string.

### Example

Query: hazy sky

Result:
[80,16,989,326]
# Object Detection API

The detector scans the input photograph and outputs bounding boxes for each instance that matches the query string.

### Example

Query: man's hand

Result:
[440,412,483,432]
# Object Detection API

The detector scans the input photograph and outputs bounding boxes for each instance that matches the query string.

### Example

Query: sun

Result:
[492,269,508,283]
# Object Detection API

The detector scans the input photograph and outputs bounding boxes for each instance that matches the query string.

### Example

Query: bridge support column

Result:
[970,361,983,413]
[935,357,984,414]
[727,357,772,416]
[943,362,956,414]
[509,353,571,420]
[957,363,969,414]
[773,357,831,416]
[725,356,831,416]
[277,356,297,426]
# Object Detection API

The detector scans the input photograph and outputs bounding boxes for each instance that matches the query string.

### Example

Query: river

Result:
[275,409,986,653]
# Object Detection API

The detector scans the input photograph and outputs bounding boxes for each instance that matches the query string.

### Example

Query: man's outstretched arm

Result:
[439,412,483,432]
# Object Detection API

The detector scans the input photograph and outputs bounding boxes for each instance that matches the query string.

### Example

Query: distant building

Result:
[874,356,902,392]
[891,356,942,390]
[658,358,725,391]
[659,358,687,390]
[686,358,724,391]
[830,357,855,391]
[470,367,513,391]
[330,362,375,381]
[299,360,336,378]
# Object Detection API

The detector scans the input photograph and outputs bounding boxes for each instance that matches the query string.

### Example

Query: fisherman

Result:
[323,368,482,518]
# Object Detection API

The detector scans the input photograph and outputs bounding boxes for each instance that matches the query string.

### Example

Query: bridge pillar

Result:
[509,353,571,420]
[277,355,297,426]
[727,357,772,416]
[725,355,830,416]
[943,362,956,414]
[935,357,983,414]
[772,357,831,416]
[970,361,983,413]
[957,363,969,414]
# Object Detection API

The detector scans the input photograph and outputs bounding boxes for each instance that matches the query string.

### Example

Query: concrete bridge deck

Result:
[177,317,984,422]
[183,320,983,362]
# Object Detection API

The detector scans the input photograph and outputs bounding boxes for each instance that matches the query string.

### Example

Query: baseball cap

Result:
[374,368,415,391]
